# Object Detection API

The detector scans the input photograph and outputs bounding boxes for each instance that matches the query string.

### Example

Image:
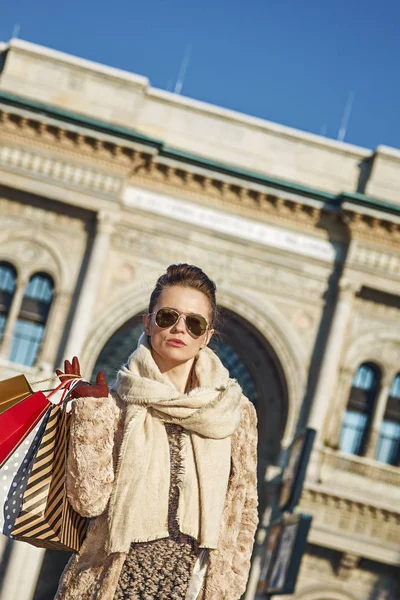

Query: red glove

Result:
[56,356,109,399]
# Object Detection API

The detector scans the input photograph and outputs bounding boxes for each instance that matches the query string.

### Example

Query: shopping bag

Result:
[1,412,49,536]
[0,391,50,468]
[0,374,33,415]
[0,375,77,469]
[11,401,89,551]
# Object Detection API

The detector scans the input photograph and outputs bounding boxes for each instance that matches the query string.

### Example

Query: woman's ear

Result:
[203,329,214,348]
[142,313,151,336]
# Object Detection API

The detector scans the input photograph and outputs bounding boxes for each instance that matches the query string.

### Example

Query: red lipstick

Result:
[167,339,186,347]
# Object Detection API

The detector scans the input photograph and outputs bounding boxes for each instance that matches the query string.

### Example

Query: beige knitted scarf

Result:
[106,334,242,553]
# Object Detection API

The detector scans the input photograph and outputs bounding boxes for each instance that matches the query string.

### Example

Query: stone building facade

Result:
[0,39,399,600]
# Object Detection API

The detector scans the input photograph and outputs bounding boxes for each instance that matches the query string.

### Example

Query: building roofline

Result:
[1,38,372,159]
[1,38,149,88]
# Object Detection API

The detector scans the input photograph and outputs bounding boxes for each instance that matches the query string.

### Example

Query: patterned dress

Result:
[114,424,200,600]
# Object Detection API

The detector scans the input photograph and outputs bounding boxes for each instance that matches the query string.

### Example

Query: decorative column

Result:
[365,374,392,459]
[0,276,28,360]
[324,366,354,448]
[35,290,73,370]
[62,210,117,361]
[308,278,359,439]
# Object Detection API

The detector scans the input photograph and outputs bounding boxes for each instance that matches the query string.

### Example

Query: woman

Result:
[56,264,258,600]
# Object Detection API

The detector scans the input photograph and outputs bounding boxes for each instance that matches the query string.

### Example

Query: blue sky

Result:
[1,0,399,150]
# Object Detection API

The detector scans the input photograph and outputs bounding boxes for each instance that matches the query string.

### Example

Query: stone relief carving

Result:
[354,296,400,320]
[112,224,328,301]
[0,197,86,233]
[8,240,44,264]
[349,244,400,277]
[0,226,85,292]
[344,328,400,378]
[0,143,124,199]
[299,488,400,547]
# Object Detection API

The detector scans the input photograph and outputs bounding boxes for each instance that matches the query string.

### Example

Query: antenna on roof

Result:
[12,23,20,39]
[337,90,355,142]
[174,44,192,95]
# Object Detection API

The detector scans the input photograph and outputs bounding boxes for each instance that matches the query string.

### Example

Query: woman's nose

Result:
[171,315,186,332]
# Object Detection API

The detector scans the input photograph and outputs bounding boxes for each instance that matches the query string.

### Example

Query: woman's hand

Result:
[56,356,109,399]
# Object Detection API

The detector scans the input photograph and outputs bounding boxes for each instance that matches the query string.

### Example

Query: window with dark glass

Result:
[9,273,54,367]
[376,374,400,466]
[0,262,17,342]
[339,363,380,456]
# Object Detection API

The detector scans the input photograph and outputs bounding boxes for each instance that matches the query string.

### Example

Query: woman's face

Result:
[143,285,214,366]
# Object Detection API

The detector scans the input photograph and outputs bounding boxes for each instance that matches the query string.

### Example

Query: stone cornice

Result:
[0,141,123,199]
[0,94,400,246]
[300,485,400,552]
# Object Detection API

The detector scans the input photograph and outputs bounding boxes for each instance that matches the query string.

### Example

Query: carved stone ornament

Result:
[344,329,400,378]
[299,487,400,547]
[0,142,124,199]
[112,223,327,301]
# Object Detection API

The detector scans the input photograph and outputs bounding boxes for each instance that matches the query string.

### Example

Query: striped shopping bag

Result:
[11,402,88,551]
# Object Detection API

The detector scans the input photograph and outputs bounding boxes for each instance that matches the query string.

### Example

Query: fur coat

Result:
[55,390,258,600]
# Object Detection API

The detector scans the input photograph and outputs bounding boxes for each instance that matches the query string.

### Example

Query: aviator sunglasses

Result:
[148,307,209,337]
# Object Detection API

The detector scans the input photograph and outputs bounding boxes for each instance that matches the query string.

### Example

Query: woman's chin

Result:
[155,345,195,364]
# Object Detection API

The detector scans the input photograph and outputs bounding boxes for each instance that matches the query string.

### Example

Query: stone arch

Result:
[0,228,69,291]
[344,327,400,385]
[81,285,306,450]
[80,285,152,375]
[217,287,307,447]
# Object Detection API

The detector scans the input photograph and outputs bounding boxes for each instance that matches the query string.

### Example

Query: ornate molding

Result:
[344,328,400,378]
[349,243,400,277]
[2,103,399,245]
[342,210,400,246]
[354,297,400,319]
[0,106,150,171]
[0,228,75,290]
[0,197,86,232]
[111,223,328,300]
[129,158,333,232]
[299,487,400,546]
[337,552,360,580]
[318,448,400,488]
[0,142,124,198]
[124,186,338,262]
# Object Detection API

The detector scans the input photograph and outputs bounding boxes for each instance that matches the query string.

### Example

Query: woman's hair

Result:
[149,264,218,327]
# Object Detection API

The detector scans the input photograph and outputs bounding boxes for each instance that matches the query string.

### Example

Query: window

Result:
[0,262,17,342]
[9,273,54,367]
[376,374,400,466]
[339,363,380,456]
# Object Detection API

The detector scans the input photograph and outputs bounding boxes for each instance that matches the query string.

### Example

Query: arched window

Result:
[9,273,54,367]
[339,363,380,456]
[0,262,17,341]
[376,374,400,466]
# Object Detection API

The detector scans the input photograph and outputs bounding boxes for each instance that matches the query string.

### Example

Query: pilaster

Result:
[62,210,118,361]
[0,275,28,360]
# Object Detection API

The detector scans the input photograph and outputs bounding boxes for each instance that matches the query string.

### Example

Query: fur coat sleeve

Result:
[204,397,259,600]
[66,394,121,517]
[229,400,259,596]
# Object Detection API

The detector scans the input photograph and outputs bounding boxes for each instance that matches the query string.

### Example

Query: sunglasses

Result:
[149,307,209,337]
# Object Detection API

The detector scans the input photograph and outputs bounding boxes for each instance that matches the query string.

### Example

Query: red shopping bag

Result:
[0,391,50,468]
[0,377,76,469]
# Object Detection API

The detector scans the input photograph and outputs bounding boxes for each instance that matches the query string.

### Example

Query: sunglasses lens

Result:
[155,308,178,328]
[186,315,207,336]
